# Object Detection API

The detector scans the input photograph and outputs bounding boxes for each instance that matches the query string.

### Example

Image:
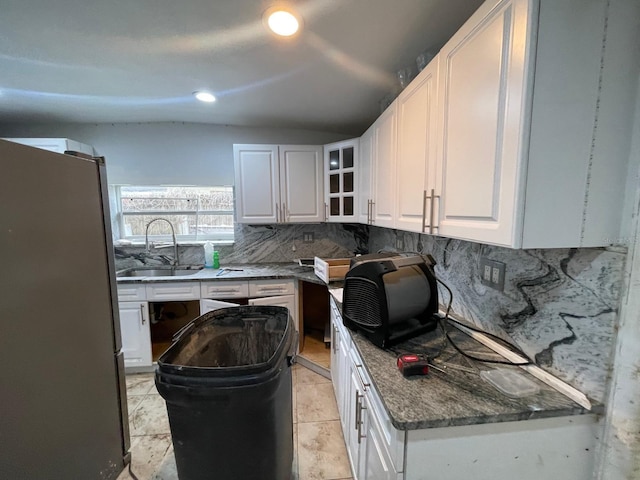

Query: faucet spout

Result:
[145,218,179,266]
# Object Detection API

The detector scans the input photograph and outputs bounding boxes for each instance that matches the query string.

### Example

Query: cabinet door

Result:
[234,144,280,223]
[324,138,359,223]
[346,362,368,479]
[330,305,345,418]
[279,145,324,223]
[358,125,375,224]
[119,302,152,368]
[436,0,532,246]
[395,59,438,233]
[249,294,298,333]
[372,102,398,228]
[200,298,242,314]
[363,406,397,480]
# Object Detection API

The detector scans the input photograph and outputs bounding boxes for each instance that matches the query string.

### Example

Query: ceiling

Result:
[0,0,484,135]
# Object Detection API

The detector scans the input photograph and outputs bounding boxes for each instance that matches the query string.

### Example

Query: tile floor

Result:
[117,364,352,480]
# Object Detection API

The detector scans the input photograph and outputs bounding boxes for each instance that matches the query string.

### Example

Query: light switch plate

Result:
[303,232,314,243]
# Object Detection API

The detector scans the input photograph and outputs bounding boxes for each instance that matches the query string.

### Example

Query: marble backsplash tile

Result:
[113,223,369,270]
[112,219,624,403]
[368,226,625,403]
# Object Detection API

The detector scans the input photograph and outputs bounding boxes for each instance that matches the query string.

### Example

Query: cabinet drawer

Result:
[249,279,295,297]
[314,257,350,283]
[117,284,147,302]
[145,282,200,301]
[201,281,249,299]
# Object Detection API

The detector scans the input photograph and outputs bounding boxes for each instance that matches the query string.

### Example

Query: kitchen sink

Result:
[116,266,203,278]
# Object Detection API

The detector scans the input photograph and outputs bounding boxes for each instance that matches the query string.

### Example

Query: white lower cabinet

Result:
[330,298,599,480]
[119,278,300,368]
[364,405,401,480]
[331,298,403,480]
[248,293,295,313]
[118,301,151,368]
[200,298,242,314]
[330,301,350,423]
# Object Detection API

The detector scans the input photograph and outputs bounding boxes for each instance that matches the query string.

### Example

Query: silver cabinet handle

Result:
[370,201,375,224]
[284,202,289,222]
[356,392,366,443]
[366,200,371,224]
[281,203,286,223]
[257,286,286,292]
[358,405,367,444]
[211,288,240,293]
[355,364,370,389]
[422,190,430,233]
[324,202,328,222]
[422,189,441,234]
[332,325,339,353]
[140,304,146,325]
[428,188,441,234]
[276,202,279,223]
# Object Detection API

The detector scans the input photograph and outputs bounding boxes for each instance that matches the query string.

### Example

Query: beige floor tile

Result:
[297,420,352,480]
[152,445,178,480]
[296,382,339,423]
[117,433,172,480]
[130,394,171,436]
[297,366,332,385]
[126,373,155,395]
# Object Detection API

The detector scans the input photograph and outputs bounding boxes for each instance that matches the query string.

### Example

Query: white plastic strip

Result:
[451,322,592,411]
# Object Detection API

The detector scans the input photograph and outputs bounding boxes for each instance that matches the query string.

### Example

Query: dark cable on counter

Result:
[435,277,533,366]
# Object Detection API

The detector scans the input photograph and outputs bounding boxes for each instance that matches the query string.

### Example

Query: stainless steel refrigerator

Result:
[0,139,130,478]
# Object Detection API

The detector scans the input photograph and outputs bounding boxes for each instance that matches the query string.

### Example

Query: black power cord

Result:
[436,277,533,366]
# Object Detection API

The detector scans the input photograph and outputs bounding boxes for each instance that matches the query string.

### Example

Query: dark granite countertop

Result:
[116,262,325,285]
[118,266,599,431]
[330,293,600,431]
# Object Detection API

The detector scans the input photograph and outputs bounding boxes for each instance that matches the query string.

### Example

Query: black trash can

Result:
[155,306,297,480]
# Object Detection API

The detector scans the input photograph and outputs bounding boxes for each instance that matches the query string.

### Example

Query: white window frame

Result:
[114,185,235,243]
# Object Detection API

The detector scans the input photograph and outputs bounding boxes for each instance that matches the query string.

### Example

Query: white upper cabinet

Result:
[234,144,280,223]
[234,144,324,223]
[324,138,359,223]
[433,0,629,248]
[279,145,324,222]
[358,125,375,225]
[395,59,439,234]
[372,102,398,229]
[435,0,532,247]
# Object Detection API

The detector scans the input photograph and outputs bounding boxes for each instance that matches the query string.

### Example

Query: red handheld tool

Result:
[397,354,430,377]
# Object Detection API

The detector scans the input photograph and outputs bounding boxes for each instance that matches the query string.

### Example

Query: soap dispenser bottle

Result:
[204,241,214,268]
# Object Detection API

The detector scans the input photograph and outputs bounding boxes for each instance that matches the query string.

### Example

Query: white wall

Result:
[0,122,351,185]
[597,70,640,480]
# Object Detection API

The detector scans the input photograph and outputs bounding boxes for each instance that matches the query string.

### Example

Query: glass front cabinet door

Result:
[324,138,359,223]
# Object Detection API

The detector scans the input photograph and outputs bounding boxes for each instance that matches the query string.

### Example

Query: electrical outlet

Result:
[480,257,506,291]
[302,232,314,243]
[492,266,500,284]
[396,237,404,250]
[483,265,492,282]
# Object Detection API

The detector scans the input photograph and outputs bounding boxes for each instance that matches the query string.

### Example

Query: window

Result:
[115,186,234,242]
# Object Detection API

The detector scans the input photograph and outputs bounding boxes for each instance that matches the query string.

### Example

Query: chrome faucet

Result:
[145,218,179,266]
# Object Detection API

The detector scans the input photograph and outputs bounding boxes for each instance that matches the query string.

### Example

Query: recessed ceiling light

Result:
[194,91,216,103]
[264,7,301,37]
